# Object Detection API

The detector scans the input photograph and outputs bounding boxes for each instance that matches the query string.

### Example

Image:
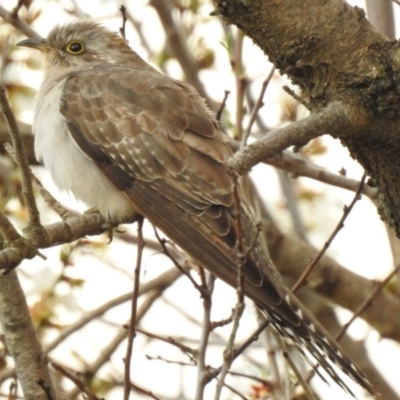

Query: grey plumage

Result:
[18,21,373,396]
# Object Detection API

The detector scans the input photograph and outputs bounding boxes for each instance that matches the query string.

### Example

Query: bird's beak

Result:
[17,37,48,51]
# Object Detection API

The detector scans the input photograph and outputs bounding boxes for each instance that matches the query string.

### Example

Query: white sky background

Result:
[2,0,400,399]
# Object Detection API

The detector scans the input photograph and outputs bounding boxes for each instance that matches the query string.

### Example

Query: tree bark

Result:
[213,0,400,237]
[0,271,57,400]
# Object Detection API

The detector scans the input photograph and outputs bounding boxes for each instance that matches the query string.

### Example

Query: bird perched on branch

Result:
[18,21,372,396]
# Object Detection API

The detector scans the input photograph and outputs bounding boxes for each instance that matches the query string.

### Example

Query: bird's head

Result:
[17,21,140,71]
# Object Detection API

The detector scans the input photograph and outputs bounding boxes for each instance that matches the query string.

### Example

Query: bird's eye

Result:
[66,41,85,55]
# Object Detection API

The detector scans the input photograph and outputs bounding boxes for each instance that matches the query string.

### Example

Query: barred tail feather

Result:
[263,289,373,396]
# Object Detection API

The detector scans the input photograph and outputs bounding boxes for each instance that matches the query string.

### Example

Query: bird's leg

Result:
[83,207,115,242]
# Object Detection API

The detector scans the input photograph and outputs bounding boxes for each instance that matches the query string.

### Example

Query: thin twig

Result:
[283,350,318,400]
[336,264,400,341]
[195,272,215,400]
[277,169,307,239]
[241,66,275,148]
[228,102,350,176]
[124,8,154,58]
[31,174,75,220]
[11,0,24,16]
[66,288,166,400]
[0,212,21,243]
[162,296,267,372]
[264,150,377,199]
[202,306,270,386]
[0,5,40,39]
[149,0,213,107]
[232,320,270,364]
[222,382,249,399]
[291,172,366,293]
[8,380,17,399]
[211,315,233,329]
[216,90,231,122]
[283,85,309,108]
[119,5,128,40]
[123,218,145,400]
[131,382,162,400]
[145,354,262,400]
[233,29,245,140]
[153,227,205,295]
[4,142,73,221]
[262,326,284,398]
[67,0,89,18]
[214,182,246,399]
[50,361,99,400]
[0,85,42,229]
[136,328,197,360]
[36,379,54,400]
[41,267,183,357]
[245,83,270,133]
[229,370,273,387]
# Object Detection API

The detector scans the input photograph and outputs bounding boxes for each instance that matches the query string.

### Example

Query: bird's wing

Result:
[60,66,372,395]
[60,66,281,297]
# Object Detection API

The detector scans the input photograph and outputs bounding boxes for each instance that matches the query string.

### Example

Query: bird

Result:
[18,21,373,396]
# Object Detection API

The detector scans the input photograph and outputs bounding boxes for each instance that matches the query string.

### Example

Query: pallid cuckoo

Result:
[18,22,372,396]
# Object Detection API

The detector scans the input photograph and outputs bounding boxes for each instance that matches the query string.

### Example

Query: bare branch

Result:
[213,181,248,399]
[44,266,183,354]
[265,150,377,199]
[336,265,400,341]
[228,102,350,176]
[283,349,318,400]
[154,227,205,295]
[50,361,99,400]
[241,66,275,147]
[0,5,40,39]
[136,328,197,360]
[123,219,144,400]
[119,5,128,40]
[195,272,214,400]
[291,173,366,293]
[0,85,42,229]
[0,212,106,272]
[232,29,245,141]
[131,382,162,400]
[0,271,56,400]
[148,0,213,107]
[216,90,230,122]
[264,220,400,342]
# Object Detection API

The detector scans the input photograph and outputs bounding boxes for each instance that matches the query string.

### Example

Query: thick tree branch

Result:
[264,220,400,343]
[0,212,106,271]
[265,150,377,199]
[0,271,57,400]
[1,4,399,397]
[212,0,400,238]
[228,102,349,176]
[0,119,377,199]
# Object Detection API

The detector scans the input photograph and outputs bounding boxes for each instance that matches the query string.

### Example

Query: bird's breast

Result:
[33,78,138,224]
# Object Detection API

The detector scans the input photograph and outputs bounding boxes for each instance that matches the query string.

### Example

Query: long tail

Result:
[127,179,373,396]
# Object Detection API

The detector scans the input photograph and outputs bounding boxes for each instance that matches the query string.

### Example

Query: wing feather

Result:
[60,66,274,292]
[59,66,372,395]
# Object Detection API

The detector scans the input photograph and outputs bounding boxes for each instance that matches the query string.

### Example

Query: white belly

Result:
[33,78,137,224]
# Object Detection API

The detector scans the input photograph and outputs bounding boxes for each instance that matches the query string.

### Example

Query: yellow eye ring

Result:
[66,41,85,55]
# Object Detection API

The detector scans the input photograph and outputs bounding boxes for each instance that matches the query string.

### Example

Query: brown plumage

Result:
[18,21,373,396]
